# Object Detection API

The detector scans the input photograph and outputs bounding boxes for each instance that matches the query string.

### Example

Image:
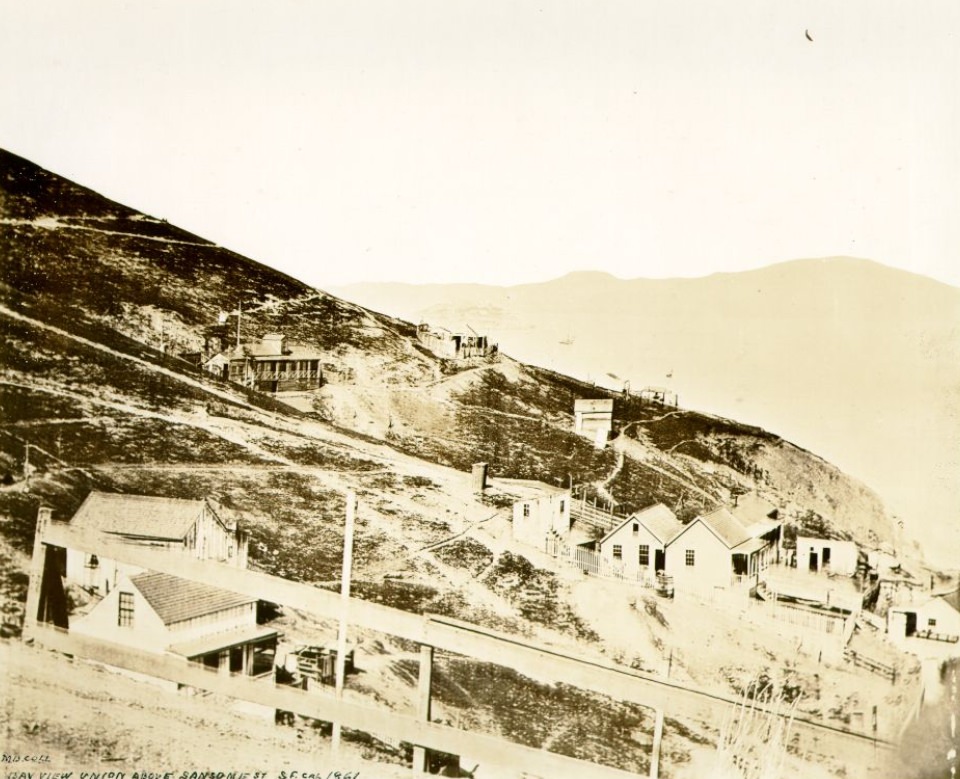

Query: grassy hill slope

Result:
[0,148,912,777]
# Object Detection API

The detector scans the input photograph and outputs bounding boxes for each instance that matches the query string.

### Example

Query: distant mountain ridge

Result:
[336,258,960,569]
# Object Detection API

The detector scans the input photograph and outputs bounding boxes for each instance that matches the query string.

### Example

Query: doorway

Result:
[905,612,917,637]
[654,549,665,572]
[809,550,819,572]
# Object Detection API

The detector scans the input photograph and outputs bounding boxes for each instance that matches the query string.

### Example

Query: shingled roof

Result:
[130,571,255,626]
[69,491,216,541]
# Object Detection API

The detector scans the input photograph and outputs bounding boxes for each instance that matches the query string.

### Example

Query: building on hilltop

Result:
[224,332,323,392]
[416,323,494,360]
[638,386,678,407]
[573,398,613,448]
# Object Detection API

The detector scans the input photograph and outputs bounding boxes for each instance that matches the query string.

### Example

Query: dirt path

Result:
[0,216,215,247]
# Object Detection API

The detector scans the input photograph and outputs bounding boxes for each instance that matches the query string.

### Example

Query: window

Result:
[85,553,99,569]
[522,503,530,517]
[613,545,623,560]
[685,550,696,567]
[559,500,565,513]
[632,523,639,536]
[639,545,650,566]
[928,618,937,628]
[118,592,134,627]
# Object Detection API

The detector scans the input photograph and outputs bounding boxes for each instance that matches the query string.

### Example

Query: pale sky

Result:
[1,0,958,289]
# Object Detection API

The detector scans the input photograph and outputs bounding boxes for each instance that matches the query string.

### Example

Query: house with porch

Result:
[665,495,782,593]
[416,323,493,360]
[71,571,278,678]
[596,504,682,584]
[63,491,248,597]
[227,333,323,392]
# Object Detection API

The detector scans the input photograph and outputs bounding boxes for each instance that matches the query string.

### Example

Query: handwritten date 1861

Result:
[277,773,358,779]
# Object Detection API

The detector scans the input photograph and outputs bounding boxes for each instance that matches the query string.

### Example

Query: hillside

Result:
[0,149,915,777]
[335,262,960,569]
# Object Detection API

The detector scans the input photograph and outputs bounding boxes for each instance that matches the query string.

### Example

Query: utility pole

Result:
[23,443,30,489]
[331,490,357,754]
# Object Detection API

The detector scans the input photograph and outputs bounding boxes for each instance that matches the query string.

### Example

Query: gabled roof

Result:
[130,571,255,626]
[729,492,779,527]
[937,587,960,614]
[697,507,752,548]
[69,491,217,541]
[601,503,682,545]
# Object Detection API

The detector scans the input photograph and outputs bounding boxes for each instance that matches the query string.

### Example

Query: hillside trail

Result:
[0,305,473,476]
[609,421,719,507]
[0,215,214,247]
[0,377,294,466]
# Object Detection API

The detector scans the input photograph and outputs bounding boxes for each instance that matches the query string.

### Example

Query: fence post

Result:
[649,708,664,779]
[23,506,51,638]
[413,644,434,774]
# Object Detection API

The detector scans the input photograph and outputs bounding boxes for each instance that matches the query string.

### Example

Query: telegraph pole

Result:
[331,491,357,754]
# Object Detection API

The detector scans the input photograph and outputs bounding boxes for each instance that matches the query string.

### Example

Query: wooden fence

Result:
[844,649,898,684]
[24,518,896,775]
[545,537,656,587]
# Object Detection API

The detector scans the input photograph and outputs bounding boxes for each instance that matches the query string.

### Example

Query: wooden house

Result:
[513,482,570,548]
[665,496,782,593]
[416,323,492,360]
[71,571,278,677]
[227,333,323,392]
[596,504,682,584]
[63,492,248,596]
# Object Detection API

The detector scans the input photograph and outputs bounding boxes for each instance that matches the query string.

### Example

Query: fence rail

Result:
[546,537,656,587]
[27,519,896,772]
[844,649,898,683]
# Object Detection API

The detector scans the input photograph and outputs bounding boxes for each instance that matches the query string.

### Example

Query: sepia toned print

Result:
[1,3,959,778]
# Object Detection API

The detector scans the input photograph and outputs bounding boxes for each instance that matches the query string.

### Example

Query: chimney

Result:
[732,494,739,508]
[472,463,489,493]
[37,506,53,526]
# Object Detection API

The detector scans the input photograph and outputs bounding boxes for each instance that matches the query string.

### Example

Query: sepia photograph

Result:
[1,2,958,778]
